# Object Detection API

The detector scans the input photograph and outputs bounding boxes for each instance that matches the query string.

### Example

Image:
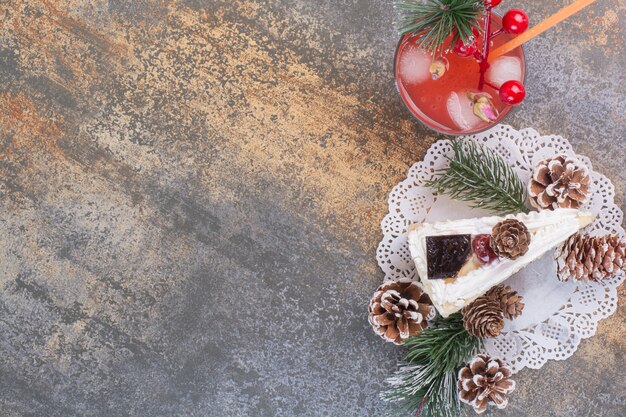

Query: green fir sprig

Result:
[396,0,484,54]
[427,140,530,215]
[382,314,481,417]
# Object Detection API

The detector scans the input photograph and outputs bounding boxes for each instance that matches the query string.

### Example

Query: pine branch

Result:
[382,314,481,416]
[395,0,484,54]
[426,140,530,215]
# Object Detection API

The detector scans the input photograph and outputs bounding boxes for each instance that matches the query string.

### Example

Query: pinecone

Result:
[368,280,434,345]
[461,296,504,338]
[457,354,516,414]
[484,285,524,320]
[556,234,626,282]
[528,155,590,210]
[490,219,531,260]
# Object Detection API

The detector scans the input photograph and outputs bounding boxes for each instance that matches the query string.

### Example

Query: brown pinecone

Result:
[528,155,590,210]
[461,296,504,338]
[457,354,516,414]
[556,233,626,282]
[484,285,524,320]
[368,280,434,345]
[490,219,531,260]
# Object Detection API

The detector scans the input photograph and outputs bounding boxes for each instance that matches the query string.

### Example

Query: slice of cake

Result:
[408,208,594,317]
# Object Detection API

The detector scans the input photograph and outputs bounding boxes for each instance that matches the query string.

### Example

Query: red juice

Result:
[395,15,525,135]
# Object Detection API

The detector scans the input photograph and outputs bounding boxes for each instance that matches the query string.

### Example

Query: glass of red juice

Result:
[394,14,525,135]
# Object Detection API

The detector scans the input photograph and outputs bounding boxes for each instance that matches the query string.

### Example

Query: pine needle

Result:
[396,0,484,54]
[382,314,481,417]
[426,140,530,214]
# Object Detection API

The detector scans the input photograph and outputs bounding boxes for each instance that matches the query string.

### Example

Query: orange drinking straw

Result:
[489,0,598,62]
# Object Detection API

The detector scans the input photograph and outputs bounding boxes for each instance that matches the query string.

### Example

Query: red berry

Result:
[453,28,479,57]
[484,0,502,7]
[472,235,498,264]
[499,80,526,105]
[454,38,477,57]
[503,9,529,34]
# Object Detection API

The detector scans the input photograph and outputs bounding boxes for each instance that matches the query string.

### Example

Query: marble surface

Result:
[0,1,624,416]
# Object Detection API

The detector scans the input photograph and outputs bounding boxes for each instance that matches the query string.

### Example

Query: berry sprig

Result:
[452,1,530,107]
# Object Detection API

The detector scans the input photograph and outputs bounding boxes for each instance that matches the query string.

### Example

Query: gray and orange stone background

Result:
[0,1,624,416]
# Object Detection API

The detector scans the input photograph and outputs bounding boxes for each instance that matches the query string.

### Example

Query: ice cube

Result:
[447,92,482,131]
[486,56,522,88]
[398,44,432,85]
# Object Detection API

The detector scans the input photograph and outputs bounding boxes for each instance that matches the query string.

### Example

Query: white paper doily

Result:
[376,124,625,373]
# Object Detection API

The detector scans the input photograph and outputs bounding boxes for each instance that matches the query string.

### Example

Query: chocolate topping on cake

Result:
[426,235,472,280]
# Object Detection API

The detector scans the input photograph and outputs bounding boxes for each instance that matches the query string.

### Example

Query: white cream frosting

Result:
[408,208,594,317]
